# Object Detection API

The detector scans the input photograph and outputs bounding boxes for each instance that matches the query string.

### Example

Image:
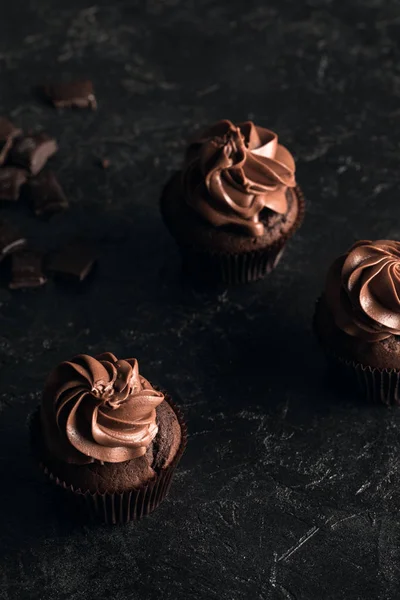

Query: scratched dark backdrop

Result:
[1,1,400,599]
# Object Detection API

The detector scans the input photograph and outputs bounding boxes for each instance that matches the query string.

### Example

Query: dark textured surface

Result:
[1,1,400,599]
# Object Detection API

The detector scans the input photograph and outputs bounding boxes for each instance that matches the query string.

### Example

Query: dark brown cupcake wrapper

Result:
[349,360,400,406]
[321,347,400,406]
[181,241,285,285]
[179,185,305,285]
[31,396,188,524]
[313,297,400,406]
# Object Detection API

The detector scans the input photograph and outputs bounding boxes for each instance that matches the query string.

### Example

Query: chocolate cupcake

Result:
[314,240,400,405]
[160,119,305,284]
[30,353,187,523]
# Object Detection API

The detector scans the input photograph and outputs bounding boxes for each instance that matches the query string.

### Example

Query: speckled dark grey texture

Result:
[1,1,400,599]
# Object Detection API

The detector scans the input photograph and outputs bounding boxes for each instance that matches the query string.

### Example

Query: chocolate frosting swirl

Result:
[182,119,296,236]
[325,240,400,342]
[41,353,164,464]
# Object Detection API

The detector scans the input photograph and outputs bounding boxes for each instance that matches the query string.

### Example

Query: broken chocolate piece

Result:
[0,220,26,260]
[28,171,68,217]
[9,133,58,176]
[9,250,47,289]
[0,167,27,201]
[43,80,97,110]
[48,241,97,282]
[0,117,22,165]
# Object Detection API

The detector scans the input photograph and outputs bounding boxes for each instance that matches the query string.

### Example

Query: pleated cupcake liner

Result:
[321,348,400,406]
[30,397,188,524]
[313,298,400,406]
[181,239,286,285]
[161,180,305,285]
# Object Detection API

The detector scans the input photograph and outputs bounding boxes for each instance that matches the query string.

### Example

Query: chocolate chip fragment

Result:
[28,171,68,217]
[49,241,97,282]
[0,167,27,201]
[9,250,47,289]
[9,133,58,176]
[0,117,22,165]
[0,220,26,260]
[43,80,97,110]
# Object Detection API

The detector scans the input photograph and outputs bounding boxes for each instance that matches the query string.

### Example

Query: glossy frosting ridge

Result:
[41,353,164,464]
[183,119,296,236]
[325,240,400,342]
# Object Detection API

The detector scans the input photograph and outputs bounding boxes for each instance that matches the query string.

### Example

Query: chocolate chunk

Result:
[9,133,58,176]
[28,171,68,217]
[43,80,97,110]
[9,250,47,289]
[49,241,97,282]
[0,220,26,260]
[0,117,22,165]
[0,167,27,201]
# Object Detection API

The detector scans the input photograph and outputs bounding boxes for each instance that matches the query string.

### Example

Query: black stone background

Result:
[1,1,400,599]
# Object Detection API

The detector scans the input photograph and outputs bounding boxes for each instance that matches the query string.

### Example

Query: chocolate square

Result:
[48,241,97,282]
[0,117,22,165]
[9,250,47,289]
[0,167,27,201]
[9,133,58,176]
[28,171,68,217]
[43,80,97,110]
